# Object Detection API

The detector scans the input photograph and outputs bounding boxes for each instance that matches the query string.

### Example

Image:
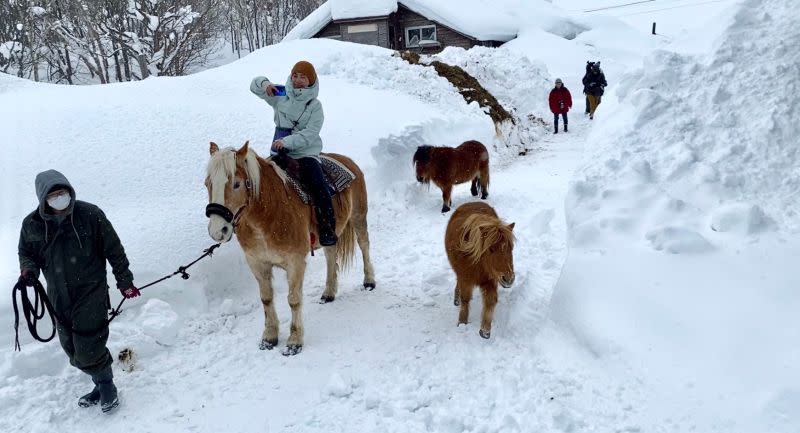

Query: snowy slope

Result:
[2,0,797,432]
[555,0,800,432]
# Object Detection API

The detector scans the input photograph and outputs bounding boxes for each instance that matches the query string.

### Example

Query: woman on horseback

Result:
[249,61,337,246]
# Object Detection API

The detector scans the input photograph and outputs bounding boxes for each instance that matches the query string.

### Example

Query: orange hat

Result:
[291,60,317,85]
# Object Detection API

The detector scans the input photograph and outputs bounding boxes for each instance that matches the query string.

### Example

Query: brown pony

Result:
[205,142,376,356]
[445,202,515,339]
[413,140,490,213]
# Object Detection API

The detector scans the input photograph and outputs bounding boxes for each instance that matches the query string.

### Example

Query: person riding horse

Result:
[249,61,337,246]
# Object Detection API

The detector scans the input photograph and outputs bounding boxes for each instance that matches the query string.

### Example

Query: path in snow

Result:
[0,115,622,433]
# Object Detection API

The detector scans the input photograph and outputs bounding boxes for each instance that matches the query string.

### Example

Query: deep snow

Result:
[2,0,798,432]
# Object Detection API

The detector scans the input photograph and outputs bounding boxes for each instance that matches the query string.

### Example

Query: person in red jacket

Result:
[549,78,573,134]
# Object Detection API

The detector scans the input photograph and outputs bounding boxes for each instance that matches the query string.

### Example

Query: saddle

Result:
[271,152,356,204]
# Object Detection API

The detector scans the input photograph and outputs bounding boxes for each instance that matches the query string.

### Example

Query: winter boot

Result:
[78,385,100,408]
[319,225,337,247]
[315,207,338,247]
[97,380,119,414]
[564,123,568,132]
[554,125,558,134]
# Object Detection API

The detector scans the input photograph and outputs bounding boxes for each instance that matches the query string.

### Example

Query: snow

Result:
[330,0,397,20]
[2,0,799,432]
[285,0,583,43]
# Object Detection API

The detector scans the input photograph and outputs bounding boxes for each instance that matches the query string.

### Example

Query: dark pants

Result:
[554,112,568,130]
[585,95,590,114]
[57,320,113,382]
[297,157,336,235]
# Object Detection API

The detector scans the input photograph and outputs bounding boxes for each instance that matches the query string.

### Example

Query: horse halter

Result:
[205,178,252,232]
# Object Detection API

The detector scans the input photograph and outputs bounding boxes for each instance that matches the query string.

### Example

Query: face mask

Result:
[47,193,71,211]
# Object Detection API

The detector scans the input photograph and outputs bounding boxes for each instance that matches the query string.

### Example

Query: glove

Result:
[120,286,141,299]
[18,270,36,287]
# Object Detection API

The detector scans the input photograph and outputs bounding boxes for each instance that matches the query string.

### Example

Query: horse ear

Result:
[209,142,219,155]
[237,140,250,156]
[508,222,515,231]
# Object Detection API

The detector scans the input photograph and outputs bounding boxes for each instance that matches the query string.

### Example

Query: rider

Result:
[249,61,337,246]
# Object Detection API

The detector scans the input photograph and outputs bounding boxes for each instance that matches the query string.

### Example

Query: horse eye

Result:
[233,181,241,189]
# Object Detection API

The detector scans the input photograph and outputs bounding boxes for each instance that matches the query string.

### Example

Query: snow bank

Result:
[554,0,800,431]
[566,0,800,248]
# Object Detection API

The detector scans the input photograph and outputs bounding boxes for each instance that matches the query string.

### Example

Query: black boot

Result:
[97,380,119,413]
[316,207,337,247]
[78,384,100,408]
[564,123,568,132]
[554,125,558,134]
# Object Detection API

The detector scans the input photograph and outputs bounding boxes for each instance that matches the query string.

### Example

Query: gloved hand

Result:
[18,270,36,287]
[119,286,141,299]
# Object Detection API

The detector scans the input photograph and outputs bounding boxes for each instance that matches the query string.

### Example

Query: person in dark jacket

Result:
[549,78,573,134]
[583,62,607,119]
[17,169,139,414]
[582,61,594,114]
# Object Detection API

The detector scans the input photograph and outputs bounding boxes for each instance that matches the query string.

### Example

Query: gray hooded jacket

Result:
[18,170,133,324]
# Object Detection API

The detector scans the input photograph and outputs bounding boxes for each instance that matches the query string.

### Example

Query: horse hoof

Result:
[442,205,451,213]
[259,338,278,350]
[480,193,488,200]
[479,329,491,339]
[282,344,303,356]
[319,295,335,304]
[363,282,376,291]
[454,298,460,306]
[470,188,479,197]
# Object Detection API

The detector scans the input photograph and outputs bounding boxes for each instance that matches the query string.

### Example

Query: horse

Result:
[413,140,490,213]
[204,141,376,356]
[444,202,515,339]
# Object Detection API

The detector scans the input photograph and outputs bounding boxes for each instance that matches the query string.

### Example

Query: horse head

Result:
[412,145,434,184]
[460,215,516,288]
[205,141,260,242]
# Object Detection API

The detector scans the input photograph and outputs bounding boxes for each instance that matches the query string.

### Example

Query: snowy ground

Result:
[2,0,798,432]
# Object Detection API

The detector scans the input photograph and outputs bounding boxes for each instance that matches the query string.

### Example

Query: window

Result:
[405,25,436,47]
[348,23,378,34]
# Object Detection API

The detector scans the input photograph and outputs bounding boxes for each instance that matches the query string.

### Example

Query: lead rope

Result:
[12,242,222,351]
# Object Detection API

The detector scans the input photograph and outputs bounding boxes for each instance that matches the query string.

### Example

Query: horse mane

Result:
[207,146,287,200]
[458,213,515,264]
[413,145,434,164]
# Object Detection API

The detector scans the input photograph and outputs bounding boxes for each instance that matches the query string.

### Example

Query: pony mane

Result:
[207,146,285,199]
[458,213,515,264]
[413,145,434,164]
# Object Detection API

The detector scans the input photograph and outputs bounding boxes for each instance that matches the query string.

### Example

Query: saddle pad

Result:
[284,156,356,204]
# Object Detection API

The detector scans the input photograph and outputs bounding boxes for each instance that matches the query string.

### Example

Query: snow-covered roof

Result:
[284,0,532,42]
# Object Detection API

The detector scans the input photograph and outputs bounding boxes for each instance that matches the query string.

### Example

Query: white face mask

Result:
[47,193,71,211]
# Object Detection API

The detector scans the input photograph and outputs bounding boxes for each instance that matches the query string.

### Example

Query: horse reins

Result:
[12,242,222,351]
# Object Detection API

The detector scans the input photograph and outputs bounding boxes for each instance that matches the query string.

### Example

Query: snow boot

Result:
[97,380,119,414]
[564,123,568,132]
[78,385,100,408]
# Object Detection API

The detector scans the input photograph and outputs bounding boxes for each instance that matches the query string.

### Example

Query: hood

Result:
[285,75,320,104]
[35,169,76,220]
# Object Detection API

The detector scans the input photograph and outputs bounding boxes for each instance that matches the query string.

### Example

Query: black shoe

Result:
[554,128,558,134]
[78,386,100,408]
[564,124,568,132]
[98,380,119,414]
[319,229,338,247]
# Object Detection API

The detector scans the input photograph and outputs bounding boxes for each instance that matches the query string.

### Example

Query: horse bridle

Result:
[205,178,252,233]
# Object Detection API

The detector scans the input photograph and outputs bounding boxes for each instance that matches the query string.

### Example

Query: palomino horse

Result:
[205,142,376,356]
[413,140,490,213]
[445,202,515,339]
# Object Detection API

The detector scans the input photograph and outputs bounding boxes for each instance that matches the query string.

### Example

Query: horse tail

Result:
[337,220,357,270]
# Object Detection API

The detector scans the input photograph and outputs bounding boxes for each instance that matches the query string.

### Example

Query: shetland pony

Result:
[445,202,515,339]
[413,140,490,213]
[205,142,376,355]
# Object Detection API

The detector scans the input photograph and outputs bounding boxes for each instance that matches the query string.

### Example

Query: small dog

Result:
[118,348,137,372]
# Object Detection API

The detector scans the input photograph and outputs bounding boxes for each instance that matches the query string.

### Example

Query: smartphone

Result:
[274,85,286,96]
